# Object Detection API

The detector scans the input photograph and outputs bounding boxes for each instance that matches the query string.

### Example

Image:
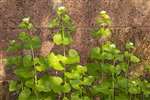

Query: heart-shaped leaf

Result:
[48,53,64,71]
[19,88,31,100]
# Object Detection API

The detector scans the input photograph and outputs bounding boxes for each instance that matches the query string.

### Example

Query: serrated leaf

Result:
[50,76,63,93]
[36,76,51,92]
[48,53,64,71]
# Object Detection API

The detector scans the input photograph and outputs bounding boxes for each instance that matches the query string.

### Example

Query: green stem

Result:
[30,45,38,100]
[112,60,116,100]
[21,80,24,91]
[126,58,130,98]
[60,15,67,98]
[112,73,115,100]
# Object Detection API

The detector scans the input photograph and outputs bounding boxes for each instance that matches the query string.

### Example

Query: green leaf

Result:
[144,65,150,72]
[70,80,81,90]
[53,34,62,45]
[101,64,115,74]
[128,79,141,94]
[50,76,63,93]
[14,68,34,79]
[71,92,82,100]
[90,47,101,60]
[48,18,59,28]
[36,76,51,92]
[57,55,68,64]
[125,42,134,49]
[116,63,128,74]
[82,76,94,86]
[34,57,49,72]
[87,63,101,76]
[23,55,33,67]
[62,83,71,93]
[76,65,87,74]
[66,49,80,64]
[128,86,141,94]
[92,80,112,95]
[62,35,72,45]
[31,36,41,49]
[65,71,81,79]
[18,32,41,49]
[83,96,91,100]
[19,22,33,30]
[53,33,72,45]
[100,28,111,37]
[18,32,31,42]
[63,14,71,23]
[91,28,111,38]
[9,80,17,92]
[115,94,128,100]
[50,76,63,86]
[56,6,66,15]
[117,76,128,89]
[7,40,21,52]
[35,65,46,72]
[6,56,22,66]
[19,17,33,30]
[48,53,64,71]
[19,88,31,100]
[63,97,69,100]
[130,55,140,63]
[96,11,112,25]
[25,79,34,88]
[142,80,150,96]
